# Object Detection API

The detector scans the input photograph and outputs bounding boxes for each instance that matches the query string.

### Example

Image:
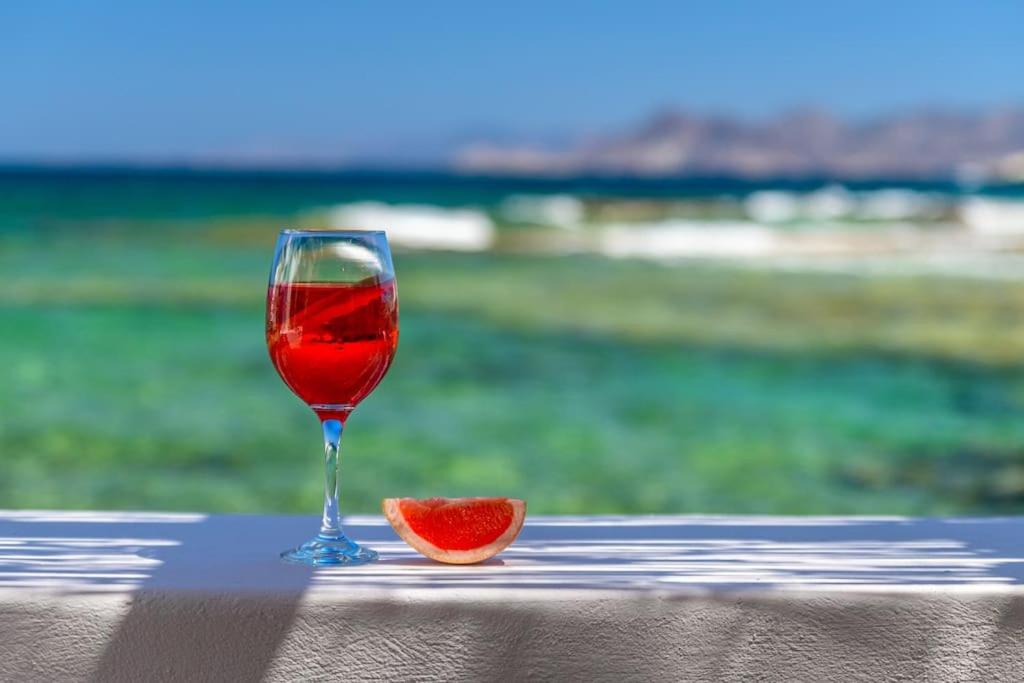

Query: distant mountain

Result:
[453,108,1024,180]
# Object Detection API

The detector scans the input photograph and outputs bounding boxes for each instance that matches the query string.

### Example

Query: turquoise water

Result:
[4,168,1024,515]
[2,167,1021,228]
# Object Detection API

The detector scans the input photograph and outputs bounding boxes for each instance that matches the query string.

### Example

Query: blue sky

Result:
[1,1,1021,161]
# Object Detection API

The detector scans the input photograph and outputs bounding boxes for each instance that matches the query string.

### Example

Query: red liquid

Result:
[267,279,398,421]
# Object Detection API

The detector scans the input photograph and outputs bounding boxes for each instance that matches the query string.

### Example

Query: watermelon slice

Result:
[382,497,526,564]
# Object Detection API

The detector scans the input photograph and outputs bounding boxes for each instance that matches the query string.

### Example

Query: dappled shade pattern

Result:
[2,513,1024,681]
[1,512,1023,593]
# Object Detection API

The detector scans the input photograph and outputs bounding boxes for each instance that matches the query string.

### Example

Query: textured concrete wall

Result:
[1,591,1022,681]
[1,512,1023,681]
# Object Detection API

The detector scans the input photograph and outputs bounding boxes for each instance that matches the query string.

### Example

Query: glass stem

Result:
[319,418,344,539]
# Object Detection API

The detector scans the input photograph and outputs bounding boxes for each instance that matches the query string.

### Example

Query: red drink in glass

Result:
[267,279,398,422]
[267,229,397,566]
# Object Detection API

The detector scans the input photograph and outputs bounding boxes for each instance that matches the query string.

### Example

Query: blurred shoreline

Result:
[4,164,1024,189]
[6,166,1023,279]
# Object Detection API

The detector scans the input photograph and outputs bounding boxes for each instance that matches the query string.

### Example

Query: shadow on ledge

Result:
[0,512,1023,680]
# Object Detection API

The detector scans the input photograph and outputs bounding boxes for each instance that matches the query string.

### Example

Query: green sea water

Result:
[3,169,1024,515]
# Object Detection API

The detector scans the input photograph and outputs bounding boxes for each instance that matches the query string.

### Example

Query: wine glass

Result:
[266,229,398,565]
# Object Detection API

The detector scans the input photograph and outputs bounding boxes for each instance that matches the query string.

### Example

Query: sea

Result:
[3,167,1024,277]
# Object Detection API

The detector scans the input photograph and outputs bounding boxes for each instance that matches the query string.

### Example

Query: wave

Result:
[601,221,781,259]
[498,194,585,227]
[960,198,1024,234]
[744,186,946,223]
[327,202,495,252]
[320,191,1024,278]
[597,218,1024,278]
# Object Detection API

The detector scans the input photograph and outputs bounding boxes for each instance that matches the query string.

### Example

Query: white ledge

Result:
[1,512,1023,680]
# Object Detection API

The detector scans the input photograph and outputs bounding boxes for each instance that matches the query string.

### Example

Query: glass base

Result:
[280,533,378,566]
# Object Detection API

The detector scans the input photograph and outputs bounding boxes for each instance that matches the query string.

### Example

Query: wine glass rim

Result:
[280,228,387,237]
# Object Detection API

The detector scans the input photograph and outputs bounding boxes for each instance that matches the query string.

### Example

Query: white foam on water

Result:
[328,201,495,251]
[803,184,856,220]
[744,191,802,223]
[600,220,782,259]
[856,189,942,220]
[499,194,585,228]
[960,197,1024,235]
[743,185,855,223]
[321,193,1024,279]
[745,187,942,223]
